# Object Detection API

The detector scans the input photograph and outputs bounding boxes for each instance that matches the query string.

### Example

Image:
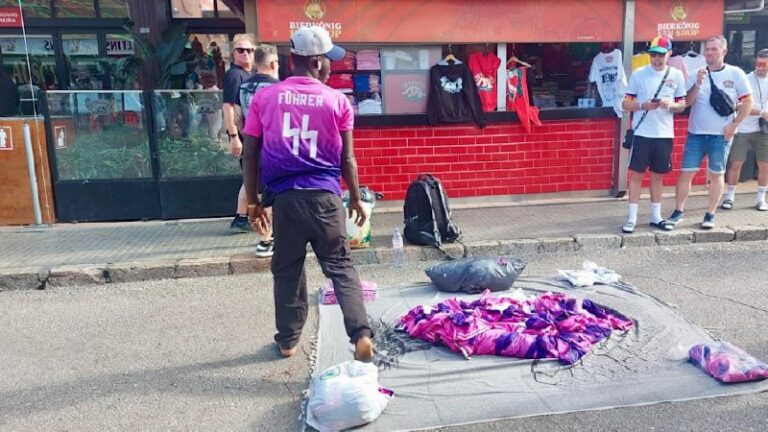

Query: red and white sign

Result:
[0,7,22,28]
[0,126,13,151]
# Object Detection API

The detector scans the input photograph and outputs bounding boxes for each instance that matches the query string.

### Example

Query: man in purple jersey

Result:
[242,26,373,361]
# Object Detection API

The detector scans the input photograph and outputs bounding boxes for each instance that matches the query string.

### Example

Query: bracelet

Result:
[247,204,258,209]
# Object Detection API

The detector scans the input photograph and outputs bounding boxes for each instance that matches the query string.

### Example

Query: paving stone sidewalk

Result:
[1,192,767,290]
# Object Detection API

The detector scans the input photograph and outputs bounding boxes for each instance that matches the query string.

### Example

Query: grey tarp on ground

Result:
[307,277,768,432]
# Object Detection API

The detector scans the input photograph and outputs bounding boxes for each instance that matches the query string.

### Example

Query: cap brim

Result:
[648,47,668,54]
[325,45,346,62]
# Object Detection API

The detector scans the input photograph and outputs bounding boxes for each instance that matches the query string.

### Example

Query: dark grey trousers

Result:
[271,189,372,349]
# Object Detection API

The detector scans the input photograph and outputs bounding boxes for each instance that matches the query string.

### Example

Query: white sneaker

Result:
[621,221,636,234]
[256,240,274,258]
[757,201,768,212]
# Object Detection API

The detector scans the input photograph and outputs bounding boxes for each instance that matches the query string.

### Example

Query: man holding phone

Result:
[621,36,687,233]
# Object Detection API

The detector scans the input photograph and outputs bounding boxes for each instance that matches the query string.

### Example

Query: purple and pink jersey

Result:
[243,76,354,195]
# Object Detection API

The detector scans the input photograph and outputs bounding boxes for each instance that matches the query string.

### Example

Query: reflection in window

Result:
[63,34,104,90]
[98,0,130,18]
[55,0,97,18]
[0,0,52,18]
[216,1,236,18]
[154,90,239,178]
[171,0,235,18]
[106,34,140,89]
[50,91,152,180]
[171,0,215,18]
[0,35,58,115]
[187,34,229,89]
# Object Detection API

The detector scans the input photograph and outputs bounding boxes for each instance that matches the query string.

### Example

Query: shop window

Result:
[63,34,105,90]
[0,35,58,115]
[106,33,140,89]
[55,0,97,18]
[98,0,130,18]
[48,90,152,180]
[0,0,51,18]
[186,34,229,89]
[171,0,231,18]
[153,90,239,178]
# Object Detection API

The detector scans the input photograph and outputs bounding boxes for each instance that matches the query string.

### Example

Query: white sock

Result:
[758,186,768,204]
[650,202,662,224]
[627,203,639,225]
[725,185,737,202]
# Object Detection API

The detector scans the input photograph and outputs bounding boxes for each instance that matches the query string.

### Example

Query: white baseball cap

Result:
[290,26,346,61]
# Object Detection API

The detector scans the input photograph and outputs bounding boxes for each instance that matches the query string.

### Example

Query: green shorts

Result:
[729,132,768,163]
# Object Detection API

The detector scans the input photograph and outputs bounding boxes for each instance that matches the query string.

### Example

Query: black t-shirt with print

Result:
[222,64,255,105]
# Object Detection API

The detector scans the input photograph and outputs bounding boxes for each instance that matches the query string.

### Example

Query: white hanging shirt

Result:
[589,49,628,118]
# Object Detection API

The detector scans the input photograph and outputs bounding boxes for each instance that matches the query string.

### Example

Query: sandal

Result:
[621,221,636,234]
[721,199,733,210]
[649,220,673,231]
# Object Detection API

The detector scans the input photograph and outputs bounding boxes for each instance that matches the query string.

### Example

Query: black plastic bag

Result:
[425,257,527,294]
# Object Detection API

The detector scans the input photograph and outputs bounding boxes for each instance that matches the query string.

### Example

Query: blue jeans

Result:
[681,133,731,175]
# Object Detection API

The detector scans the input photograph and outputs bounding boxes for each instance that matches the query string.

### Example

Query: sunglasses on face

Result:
[649,52,666,58]
[234,47,255,54]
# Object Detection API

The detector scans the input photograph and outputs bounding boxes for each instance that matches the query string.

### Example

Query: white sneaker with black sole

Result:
[256,240,274,258]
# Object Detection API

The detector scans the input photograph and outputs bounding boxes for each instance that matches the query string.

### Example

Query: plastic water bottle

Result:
[392,228,405,269]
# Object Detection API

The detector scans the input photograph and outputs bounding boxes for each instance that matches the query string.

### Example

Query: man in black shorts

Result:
[621,36,687,233]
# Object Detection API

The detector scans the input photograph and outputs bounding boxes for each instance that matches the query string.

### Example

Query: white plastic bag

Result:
[306,361,392,432]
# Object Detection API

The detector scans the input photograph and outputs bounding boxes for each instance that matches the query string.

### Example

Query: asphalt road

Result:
[1,242,767,431]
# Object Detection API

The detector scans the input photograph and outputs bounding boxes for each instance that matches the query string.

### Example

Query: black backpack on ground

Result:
[403,174,461,247]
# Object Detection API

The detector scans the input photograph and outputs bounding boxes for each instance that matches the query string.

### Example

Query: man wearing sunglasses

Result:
[242,26,374,362]
[621,36,687,234]
[222,33,258,234]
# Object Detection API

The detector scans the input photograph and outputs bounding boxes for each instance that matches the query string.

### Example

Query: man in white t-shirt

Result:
[620,36,687,233]
[722,48,768,212]
[667,35,753,229]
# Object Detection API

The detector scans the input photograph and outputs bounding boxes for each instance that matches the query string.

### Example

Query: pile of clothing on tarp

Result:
[320,279,378,305]
[397,289,634,364]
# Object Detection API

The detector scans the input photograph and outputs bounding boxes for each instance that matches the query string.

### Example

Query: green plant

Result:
[120,20,198,89]
[56,124,152,180]
[157,133,239,178]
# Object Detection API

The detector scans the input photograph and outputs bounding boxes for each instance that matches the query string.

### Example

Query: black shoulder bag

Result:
[757,77,768,135]
[623,67,670,150]
[707,67,736,117]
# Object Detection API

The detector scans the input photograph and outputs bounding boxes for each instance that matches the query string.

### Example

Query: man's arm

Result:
[723,95,753,141]
[242,133,262,206]
[222,103,243,156]
[340,130,367,226]
[686,68,708,107]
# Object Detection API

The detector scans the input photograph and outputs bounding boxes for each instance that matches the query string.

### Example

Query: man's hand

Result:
[761,110,768,121]
[695,68,707,87]
[723,122,738,142]
[247,204,270,234]
[641,100,660,111]
[230,135,243,157]
[659,98,672,110]
[347,199,368,227]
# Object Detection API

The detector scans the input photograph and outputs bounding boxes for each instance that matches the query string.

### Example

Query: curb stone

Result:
[0,266,47,291]
[538,237,577,253]
[3,226,768,291]
[574,234,622,251]
[47,264,108,287]
[732,225,768,242]
[693,227,735,244]
[655,230,694,246]
[107,260,176,284]
[175,257,231,279]
[620,232,657,248]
